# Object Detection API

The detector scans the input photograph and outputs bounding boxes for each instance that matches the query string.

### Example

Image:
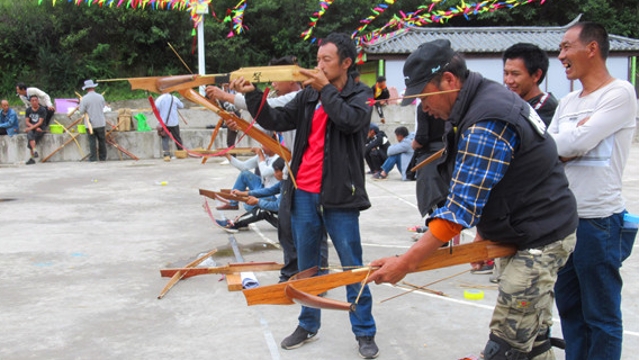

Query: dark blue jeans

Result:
[277,180,329,282]
[555,211,636,360]
[291,189,376,337]
[380,153,401,175]
[230,170,263,210]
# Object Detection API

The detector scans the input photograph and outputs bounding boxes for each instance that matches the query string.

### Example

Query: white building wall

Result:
[384,56,632,101]
[385,61,405,96]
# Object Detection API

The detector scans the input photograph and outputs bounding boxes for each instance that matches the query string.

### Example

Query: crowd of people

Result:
[2,80,114,164]
[2,79,192,165]
[1,21,636,360]
[204,22,636,360]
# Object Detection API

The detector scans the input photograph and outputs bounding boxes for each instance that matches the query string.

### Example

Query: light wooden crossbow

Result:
[243,241,516,311]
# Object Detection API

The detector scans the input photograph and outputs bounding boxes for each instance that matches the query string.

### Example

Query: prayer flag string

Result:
[41,0,546,48]
[350,0,547,47]
[41,0,214,36]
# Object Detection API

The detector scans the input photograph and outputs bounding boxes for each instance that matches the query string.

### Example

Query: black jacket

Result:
[414,107,448,155]
[446,72,578,249]
[245,76,372,210]
[371,85,390,101]
[365,130,389,156]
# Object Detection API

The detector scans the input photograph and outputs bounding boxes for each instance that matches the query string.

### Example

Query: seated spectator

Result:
[217,145,279,211]
[216,158,286,233]
[24,95,47,165]
[0,99,19,136]
[372,126,415,181]
[364,123,389,174]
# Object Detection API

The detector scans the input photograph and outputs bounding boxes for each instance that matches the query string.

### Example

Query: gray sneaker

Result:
[357,336,379,359]
[281,325,317,350]
[489,272,500,283]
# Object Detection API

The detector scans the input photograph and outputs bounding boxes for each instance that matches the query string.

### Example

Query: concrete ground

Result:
[1,145,638,360]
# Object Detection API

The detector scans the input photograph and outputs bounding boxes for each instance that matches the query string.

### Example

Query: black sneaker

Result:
[33,151,39,158]
[281,325,317,350]
[26,158,36,165]
[357,336,379,359]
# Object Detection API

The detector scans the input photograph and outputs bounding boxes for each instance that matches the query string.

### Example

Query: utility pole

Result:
[196,1,208,96]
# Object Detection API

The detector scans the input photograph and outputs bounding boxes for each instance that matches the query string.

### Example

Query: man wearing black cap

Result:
[368,39,579,360]
[371,76,390,123]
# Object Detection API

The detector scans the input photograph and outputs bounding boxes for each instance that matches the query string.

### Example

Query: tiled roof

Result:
[362,16,639,55]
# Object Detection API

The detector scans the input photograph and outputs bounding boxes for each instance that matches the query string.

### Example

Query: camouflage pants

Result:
[489,232,576,359]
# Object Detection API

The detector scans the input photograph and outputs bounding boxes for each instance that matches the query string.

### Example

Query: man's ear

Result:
[587,40,598,59]
[440,72,457,89]
[531,69,543,85]
[341,57,353,71]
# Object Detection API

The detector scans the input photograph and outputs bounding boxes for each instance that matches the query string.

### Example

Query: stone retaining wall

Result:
[1,103,638,164]
[0,128,261,164]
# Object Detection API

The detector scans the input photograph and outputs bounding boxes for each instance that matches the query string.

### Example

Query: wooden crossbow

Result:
[242,240,517,311]
[114,65,310,162]
[106,65,314,94]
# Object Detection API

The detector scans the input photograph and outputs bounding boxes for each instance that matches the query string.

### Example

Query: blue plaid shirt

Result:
[431,120,520,229]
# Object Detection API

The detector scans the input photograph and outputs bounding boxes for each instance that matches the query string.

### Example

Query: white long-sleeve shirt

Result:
[548,79,637,218]
[229,153,280,188]
[20,87,53,108]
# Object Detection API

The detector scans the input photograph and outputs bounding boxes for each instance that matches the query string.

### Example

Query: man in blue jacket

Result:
[0,100,19,136]
[216,157,285,233]
[228,33,379,359]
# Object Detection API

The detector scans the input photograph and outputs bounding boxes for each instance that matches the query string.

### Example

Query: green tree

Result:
[1,0,638,102]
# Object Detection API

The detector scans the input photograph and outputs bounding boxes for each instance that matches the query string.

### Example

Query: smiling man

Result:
[370,39,578,360]
[503,43,558,125]
[549,22,637,360]
[229,33,378,359]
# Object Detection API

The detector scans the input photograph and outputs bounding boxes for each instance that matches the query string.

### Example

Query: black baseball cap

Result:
[401,39,455,106]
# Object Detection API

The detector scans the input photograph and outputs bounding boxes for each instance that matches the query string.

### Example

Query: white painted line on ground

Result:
[362,242,412,249]
[249,224,281,248]
[368,182,419,209]
[257,310,281,360]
